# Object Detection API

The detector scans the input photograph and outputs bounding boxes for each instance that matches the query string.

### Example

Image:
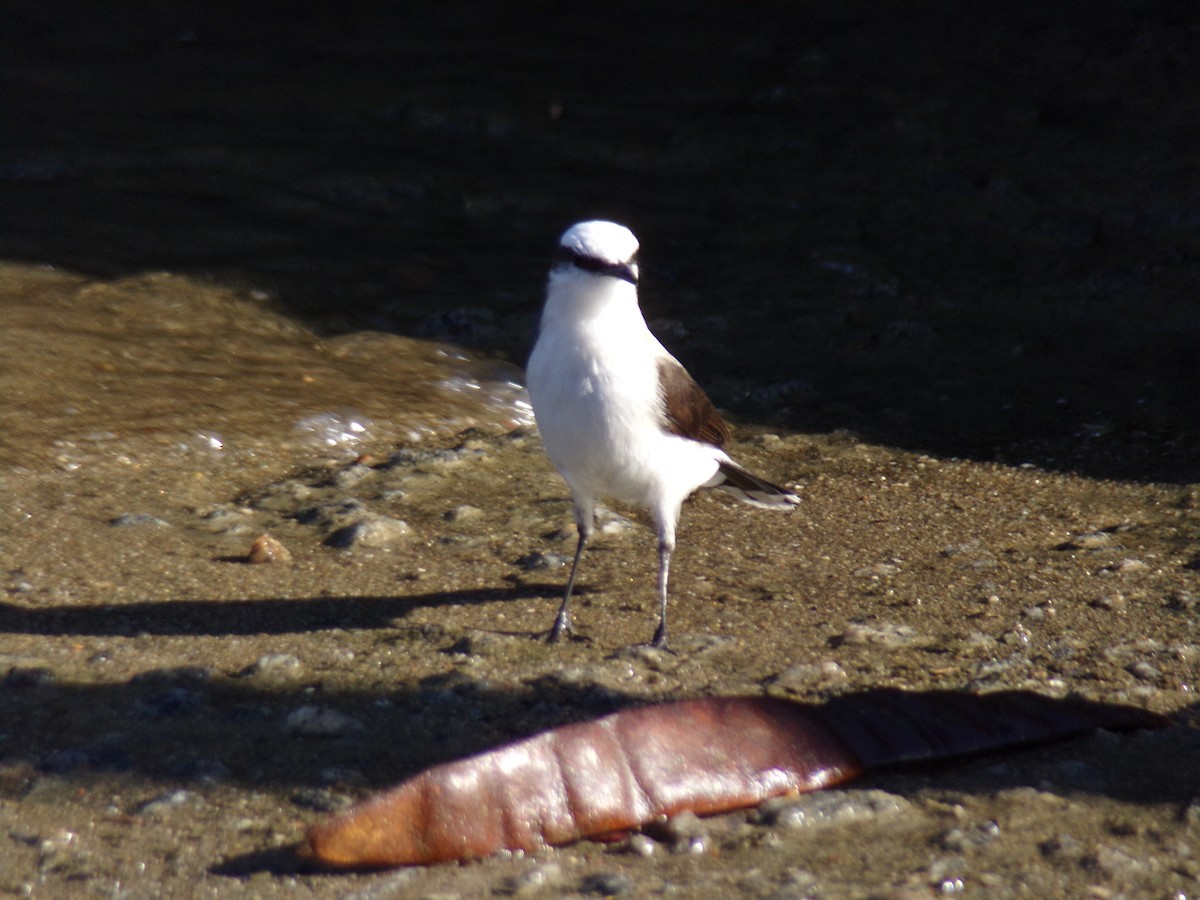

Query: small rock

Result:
[325,516,412,548]
[136,789,197,817]
[1088,843,1151,877]
[284,705,366,737]
[109,513,170,528]
[939,821,1001,851]
[1125,660,1160,682]
[517,550,569,570]
[927,855,967,892]
[240,653,304,685]
[247,479,314,512]
[503,861,565,895]
[446,630,525,658]
[1180,796,1200,828]
[35,828,90,877]
[595,506,635,536]
[1096,558,1148,576]
[769,661,847,692]
[838,622,917,647]
[580,871,634,896]
[669,633,737,657]
[610,644,678,671]
[1091,592,1126,611]
[852,562,901,578]
[291,787,353,813]
[1166,590,1196,612]
[201,506,254,535]
[1057,531,1111,550]
[653,810,707,854]
[624,834,657,858]
[444,504,483,523]
[330,463,374,489]
[1039,833,1084,861]
[756,789,911,829]
[245,534,292,564]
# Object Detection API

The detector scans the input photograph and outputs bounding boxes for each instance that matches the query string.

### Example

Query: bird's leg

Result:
[650,535,674,650]
[548,506,591,643]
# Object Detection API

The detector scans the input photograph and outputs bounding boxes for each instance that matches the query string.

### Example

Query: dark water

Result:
[4,1,1198,482]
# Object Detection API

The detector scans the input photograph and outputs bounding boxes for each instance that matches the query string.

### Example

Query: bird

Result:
[525,220,800,649]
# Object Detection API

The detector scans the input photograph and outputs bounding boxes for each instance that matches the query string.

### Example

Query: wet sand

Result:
[2,2,1199,897]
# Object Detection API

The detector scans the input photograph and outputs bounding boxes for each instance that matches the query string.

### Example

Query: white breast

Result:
[527,269,722,509]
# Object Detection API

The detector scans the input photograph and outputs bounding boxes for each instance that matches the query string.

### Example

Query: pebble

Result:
[654,810,708,854]
[1125,660,1160,681]
[838,622,918,647]
[109,513,170,528]
[938,820,1001,851]
[669,632,737,658]
[1090,843,1153,878]
[1166,590,1196,612]
[446,630,526,658]
[337,870,418,898]
[1096,558,1149,576]
[755,789,912,829]
[329,463,374,488]
[1057,531,1111,550]
[1180,797,1200,829]
[595,506,636,536]
[502,861,565,895]
[444,503,483,522]
[245,533,292,564]
[926,854,967,892]
[135,789,198,817]
[609,644,678,672]
[240,653,305,686]
[1039,832,1085,861]
[283,705,366,737]
[247,479,314,512]
[201,506,254,535]
[769,660,848,692]
[386,445,483,472]
[325,516,412,548]
[580,871,634,896]
[291,787,353,813]
[624,834,657,857]
[517,550,569,570]
[35,828,90,877]
[852,562,902,578]
[1091,592,1126,611]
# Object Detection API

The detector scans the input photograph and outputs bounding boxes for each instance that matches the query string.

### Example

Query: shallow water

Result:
[0,263,530,476]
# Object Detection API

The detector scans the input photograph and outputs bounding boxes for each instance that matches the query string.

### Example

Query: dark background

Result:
[4,0,1198,481]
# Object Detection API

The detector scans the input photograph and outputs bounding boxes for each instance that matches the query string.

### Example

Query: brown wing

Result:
[657,357,730,448]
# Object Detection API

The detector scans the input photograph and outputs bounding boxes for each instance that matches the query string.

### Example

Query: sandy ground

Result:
[2,2,1198,897]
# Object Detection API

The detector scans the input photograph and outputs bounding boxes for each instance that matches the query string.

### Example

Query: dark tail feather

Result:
[714,461,800,509]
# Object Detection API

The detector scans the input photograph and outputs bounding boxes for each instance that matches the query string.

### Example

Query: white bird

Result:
[525,220,800,649]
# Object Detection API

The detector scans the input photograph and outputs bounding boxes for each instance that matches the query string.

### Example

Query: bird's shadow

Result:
[0,582,580,638]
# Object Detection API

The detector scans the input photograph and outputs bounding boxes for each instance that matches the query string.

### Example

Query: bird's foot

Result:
[650,623,671,652]
[544,614,587,645]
